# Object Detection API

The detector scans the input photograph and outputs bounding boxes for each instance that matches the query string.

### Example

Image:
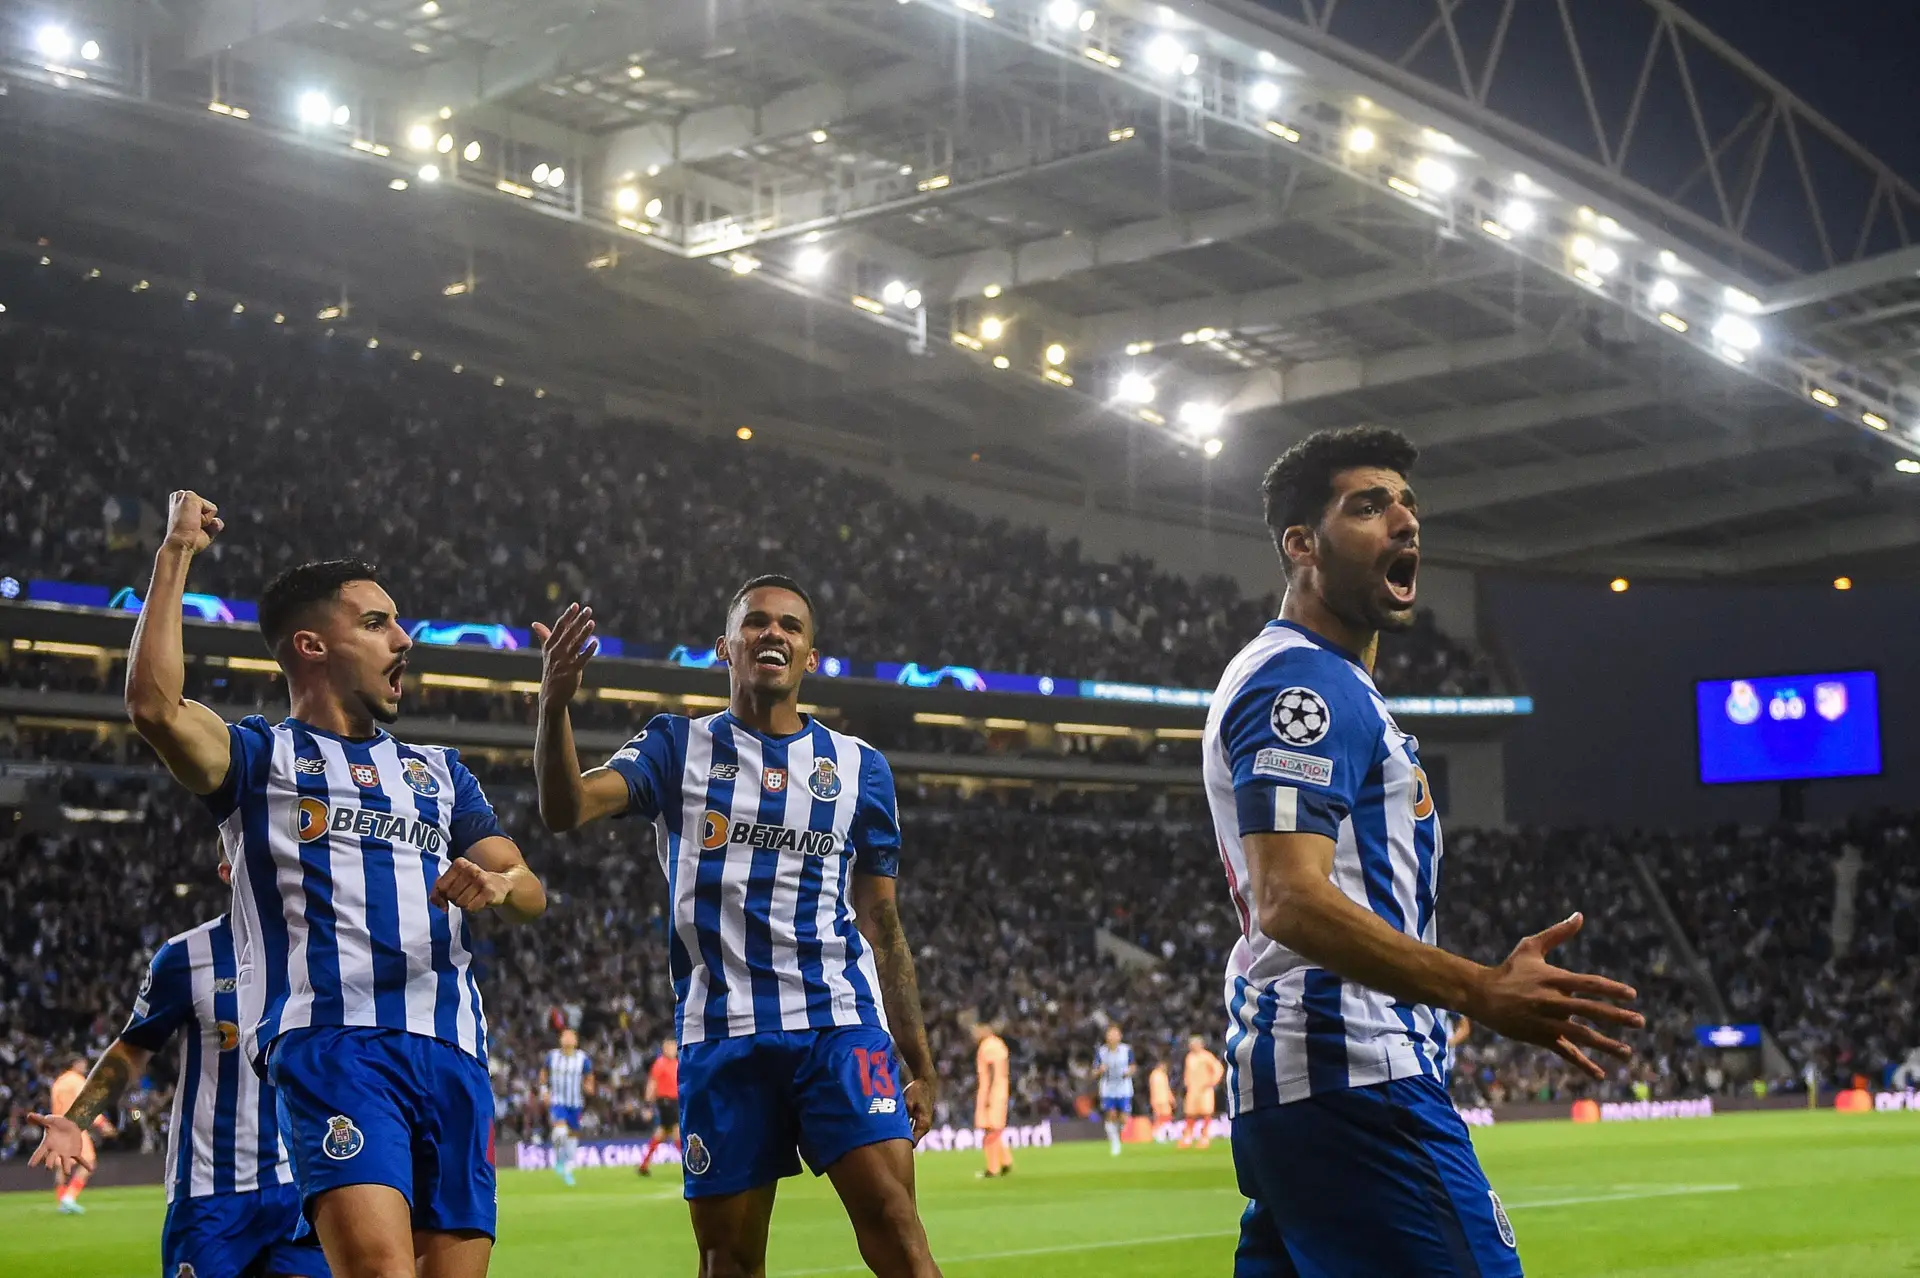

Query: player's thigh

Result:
[823,1139,930,1252]
[410,1039,499,1239]
[791,1026,913,1177]
[269,1029,416,1223]
[687,1181,779,1278]
[680,1036,802,1200]
[251,1183,331,1278]
[310,1183,416,1278]
[1231,1078,1521,1278]
[414,1228,493,1278]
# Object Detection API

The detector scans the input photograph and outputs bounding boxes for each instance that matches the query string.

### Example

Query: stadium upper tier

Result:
[2,776,1914,1159]
[0,307,1495,695]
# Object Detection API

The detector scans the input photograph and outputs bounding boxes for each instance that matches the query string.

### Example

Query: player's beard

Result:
[1324,551,1416,637]
[356,685,402,725]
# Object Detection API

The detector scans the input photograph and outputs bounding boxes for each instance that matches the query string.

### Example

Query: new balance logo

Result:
[868,1097,898,1115]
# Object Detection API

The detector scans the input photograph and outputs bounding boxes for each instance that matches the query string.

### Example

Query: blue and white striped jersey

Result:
[121,916,293,1204]
[544,1048,592,1109]
[208,716,507,1067]
[605,712,901,1045]
[1094,1043,1134,1097]
[1203,621,1451,1116]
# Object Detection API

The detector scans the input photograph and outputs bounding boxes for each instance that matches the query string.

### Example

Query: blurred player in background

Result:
[1179,1036,1223,1149]
[29,875,328,1277]
[541,1029,595,1187]
[1148,1058,1175,1136]
[1092,1024,1134,1157]
[638,1039,681,1177]
[123,491,547,1278]
[1206,429,1643,1275]
[972,1021,1012,1179]
[534,578,943,1278]
[41,1059,115,1213]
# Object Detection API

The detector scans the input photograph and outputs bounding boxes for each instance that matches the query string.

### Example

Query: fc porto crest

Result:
[322,1115,365,1161]
[807,758,843,801]
[683,1133,712,1175]
[349,762,380,789]
[762,767,788,794]
[402,757,441,797]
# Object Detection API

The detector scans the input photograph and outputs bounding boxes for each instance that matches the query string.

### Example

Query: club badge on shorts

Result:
[323,1115,365,1161]
[683,1133,712,1175]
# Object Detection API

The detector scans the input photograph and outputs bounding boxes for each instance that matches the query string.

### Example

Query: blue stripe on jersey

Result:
[1224,976,1252,1105]
[287,724,344,1025]
[794,724,837,1028]
[459,910,487,1061]
[240,745,289,1055]
[210,933,240,1194]
[344,739,409,1029]
[1412,798,1446,1074]
[1302,969,1351,1094]
[1249,985,1281,1110]
[745,737,789,1029]
[394,743,462,1046]
[1351,759,1434,1077]
[695,721,741,1041]
[174,1021,202,1194]
[835,745,881,1022]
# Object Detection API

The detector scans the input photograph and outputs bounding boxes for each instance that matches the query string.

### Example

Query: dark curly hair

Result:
[1260,426,1418,570]
[258,559,383,657]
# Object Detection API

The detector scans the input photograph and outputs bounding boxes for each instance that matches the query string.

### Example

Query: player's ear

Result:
[803,648,819,674]
[713,636,729,666]
[1280,523,1317,575]
[289,627,327,664]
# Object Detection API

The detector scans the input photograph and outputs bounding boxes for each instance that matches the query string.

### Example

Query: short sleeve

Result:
[202,716,275,823]
[848,746,901,877]
[603,715,682,820]
[445,752,507,854]
[120,942,194,1052]
[1219,645,1380,840]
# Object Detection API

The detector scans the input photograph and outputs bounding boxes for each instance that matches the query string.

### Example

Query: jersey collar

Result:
[282,716,392,747]
[717,710,815,747]
[1268,618,1367,670]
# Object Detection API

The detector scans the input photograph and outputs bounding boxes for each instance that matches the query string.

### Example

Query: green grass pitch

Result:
[5,1112,1916,1276]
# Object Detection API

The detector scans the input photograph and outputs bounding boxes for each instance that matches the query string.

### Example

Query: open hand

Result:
[26,1114,93,1180]
[430,857,512,912]
[1467,913,1644,1080]
[164,490,225,554]
[531,603,599,708]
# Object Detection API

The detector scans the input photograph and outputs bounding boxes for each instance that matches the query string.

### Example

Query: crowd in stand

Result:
[0,305,1495,697]
[5,767,1916,1163]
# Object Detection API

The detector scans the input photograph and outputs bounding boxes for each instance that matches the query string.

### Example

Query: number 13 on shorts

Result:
[851,1046,897,1099]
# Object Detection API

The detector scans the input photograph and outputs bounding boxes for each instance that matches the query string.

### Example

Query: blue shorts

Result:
[549,1105,583,1130]
[679,1025,912,1200]
[268,1026,497,1238]
[1100,1094,1133,1115]
[162,1182,330,1278]
[1231,1075,1523,1278]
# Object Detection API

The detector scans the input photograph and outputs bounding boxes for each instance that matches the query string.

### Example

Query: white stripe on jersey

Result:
[1204,624,1447,1112]
[545,1049,590,1109]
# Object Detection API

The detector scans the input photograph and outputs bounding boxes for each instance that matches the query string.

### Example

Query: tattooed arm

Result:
[28,1040,153,1178]
[853,873,938,1141]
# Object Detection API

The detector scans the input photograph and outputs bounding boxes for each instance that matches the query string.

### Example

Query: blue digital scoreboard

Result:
[1695,671,1881,785]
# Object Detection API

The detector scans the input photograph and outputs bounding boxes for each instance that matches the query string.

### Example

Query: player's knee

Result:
[849,1179,925,1246]
[698,1248,764,1278]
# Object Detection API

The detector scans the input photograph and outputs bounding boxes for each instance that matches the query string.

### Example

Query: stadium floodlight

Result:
[794,246,828,277]
[644,197,663,218]
[1711,314,1761,351]
[462,140,479,162]
[1346,126,1376,154]
[546,166,565,187]
[388,178,409,191]
[1046,0,1081,28]
[1862,412,1889,431]
[1659,249,1682,272]
[982,283,1002,299]
[628,64,645,79]
[729,254,760,275]
[532,163,550,184]
[1501,199,1536,231]
[1569,235,1596,264]
[1248,80,1281,111]
[1513,172,1538,193]
[421,0,440,13]
[614,187,641,213]
[35,25,74,62]
[1609,577,1629,593]
[1044,342,1067,366]
[1178,401,1224,435]
[992,355,1011,369]
[1896,459,1920,474]
[1722,286,1761,314]
[333,104,351,127]
[297,92,332,126]
[435,133,454,154]
[1649,277,1680,308]
[881,279,908,305]
[1079,7,1096,31]
[810,129,829,143]
[1202,437,1224,458]
[1413,156,1456,192]
[902,289,922,309]
[407,123,434,151]
[1116,370,1155,404]
[418,163,441,183]
[1589,244,1621,276]
[979,315,1005,341]
[80,39,99,61]
[1143,34,1186,75]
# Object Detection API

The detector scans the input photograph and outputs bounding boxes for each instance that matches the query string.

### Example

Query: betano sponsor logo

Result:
[294,799,445,852]
[700,812,841,857]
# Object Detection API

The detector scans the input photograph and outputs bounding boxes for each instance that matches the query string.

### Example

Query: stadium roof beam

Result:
[1511,476,1859,562]
[1202,331,1558,417]
[1759,244,1920,315]
[184,0,350,59]
[1401,385,1666,450]
[1417,420,1832,517]
[1715,510,1920,570]
[405,7,704,117]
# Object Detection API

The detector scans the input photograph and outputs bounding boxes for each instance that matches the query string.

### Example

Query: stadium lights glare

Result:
[1248,80,1281,111]
[1723,286,1761,314]
[1501,199,1536,231]
[902,289,923,309]
[1046,0,1080,28]
[810,129,829,143]
[1202,437,1224,458]
[1834,577,1853,590]
[982,283,1002,299]
[1413,156,1456,192]
[316,306,342,320]
[794,246,828,277]
[1589,245,1621,276]
[532,163,550,184]
[462,140,480,162]
[978,315,1005,341]
[614,186,641,213]
[628,64,645,80]
[389,178,409,191]
[1609,577,1629,593]
[992,355,1012,369]
[1143,34,1187,75]
[297,92,333,125]
[421,0,440,13]
[1116,371,1155,404]
[729,254,760,275]
[881,279,908,305]
[1346,126,1376,154]
[1649,277,1680,308]
[435,133,454,154]
[80,39,99,61]
[1711,314,1761,351]
[1658,312,1689,333]
[1659,249,1682,272]
[1863,412,1889,431]
[407,123,434,151]
[418,164,441,182]
[35,25,74,62]
[1570,235,1596,264]
[1513,172,1538,193]
[1044,342,1067,366]
[1896,459,1920,474]
[1809,388,1840,408]
[736,426,754,441]
[1178,401,1224,434]
[644,197,663,218]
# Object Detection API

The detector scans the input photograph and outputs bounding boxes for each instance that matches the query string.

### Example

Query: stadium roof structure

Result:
[4,0,1920,578]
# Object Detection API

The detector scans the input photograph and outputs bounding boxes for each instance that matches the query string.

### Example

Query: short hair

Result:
[725,574,818,636]
[1261,426,1419,559]
[258,559,382,657]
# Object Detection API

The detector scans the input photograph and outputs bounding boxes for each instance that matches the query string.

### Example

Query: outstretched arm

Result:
[854,873,937,1141]
[532,604,630,831]
[125,491,231,794]
[28,1040,153,1179]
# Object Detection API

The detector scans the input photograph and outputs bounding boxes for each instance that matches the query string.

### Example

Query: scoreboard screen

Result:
[1695,670,1881,784]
